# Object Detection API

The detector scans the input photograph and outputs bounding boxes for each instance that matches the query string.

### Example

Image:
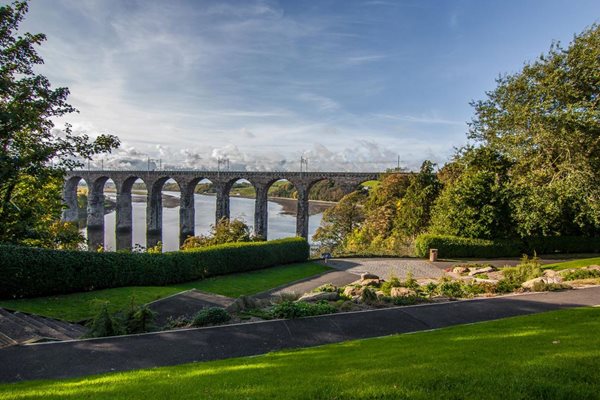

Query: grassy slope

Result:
[0,262,329,322]
[1,307,599,399]
[544,256,600,270]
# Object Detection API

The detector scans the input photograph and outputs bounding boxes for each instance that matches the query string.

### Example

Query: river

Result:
[88,192,327,251]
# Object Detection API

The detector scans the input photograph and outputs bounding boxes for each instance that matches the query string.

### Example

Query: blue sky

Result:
[16,0,600,171]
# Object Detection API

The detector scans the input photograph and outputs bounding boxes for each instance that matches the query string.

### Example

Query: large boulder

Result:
[343,286,362,297]
[521,276,564,290]
[390,287,416,298]
[360,278,383,287]
[297,291,339,302]
[453,266,469,275]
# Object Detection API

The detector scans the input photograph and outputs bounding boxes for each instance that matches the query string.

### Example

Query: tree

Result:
[394,161,441,238]
[312,190,367,254]
[180,218,256,249]
[466,24,600,237]
[0,1,120,246]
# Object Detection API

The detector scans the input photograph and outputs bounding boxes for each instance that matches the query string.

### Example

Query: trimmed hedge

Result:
[415,234,600,258]
[0,237,309,299]
[415,234,522,258]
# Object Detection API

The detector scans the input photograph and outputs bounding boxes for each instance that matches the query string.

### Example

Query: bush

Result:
[192,307,231,327]
[562,269,600,281]
[501,256,543,286]
[85,302,123,338]
[524,236,600,254]
[124,303,157,334]
[414,234,522,258]
[271,301,337,319]
[415,234,600,258]
[0,237,310,299]
[437,280,465,298]
[313,283,337,293]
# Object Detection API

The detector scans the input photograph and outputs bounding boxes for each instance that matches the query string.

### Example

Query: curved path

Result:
[1,286,599,383]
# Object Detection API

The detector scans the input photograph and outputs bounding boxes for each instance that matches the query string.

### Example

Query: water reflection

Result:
[84,193,325,252]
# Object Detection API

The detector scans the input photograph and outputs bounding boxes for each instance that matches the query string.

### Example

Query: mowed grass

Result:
[544,256,600,270]
[0,262,329,322]
[2,307,599,399]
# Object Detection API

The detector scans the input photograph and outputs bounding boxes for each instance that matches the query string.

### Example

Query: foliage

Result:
[181,218,257,249]
[124,302,157,334]
[436,280,465,299]
[431,25,600,240]
[312,190,367,254]
[0,1,119,246]
[85,302,123,338]
[313,283,337,293]
[191,307,231,327]
[414,234,522,258]
[0,262,328,322]
[270,300,337,319]
[562,269,600,281]
[497,255,544,291]
[360,287,378,304]
[0,237,310,299]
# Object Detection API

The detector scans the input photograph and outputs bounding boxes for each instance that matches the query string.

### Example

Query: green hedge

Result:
[415,234,522,258]
[415,234,600,258]
[0,237,309,299]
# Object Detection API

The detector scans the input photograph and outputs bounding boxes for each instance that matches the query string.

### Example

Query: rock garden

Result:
[82,256,600,338]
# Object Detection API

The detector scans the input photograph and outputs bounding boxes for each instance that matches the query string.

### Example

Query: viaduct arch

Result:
[62,170,390,248]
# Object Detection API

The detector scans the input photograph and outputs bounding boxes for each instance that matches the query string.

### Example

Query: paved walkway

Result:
[326,257,565,280]
[256,270,359,298]
[1,286,599,383]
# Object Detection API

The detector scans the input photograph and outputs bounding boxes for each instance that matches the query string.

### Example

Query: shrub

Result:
[0,237,309,299]
[271,301,337,319]
[531,281,570,292]
[361,287,378,304]
[85,302,124,338]
[501,255,543,286]
[124,303,157,334]
[415,234,600,258]
[524,236,600,254]
[313,283,337,293]
[391,295,423,306]
[437,280,465,298]
[414,234,522,258]
[562,269,600,281]
[192,307,231,327]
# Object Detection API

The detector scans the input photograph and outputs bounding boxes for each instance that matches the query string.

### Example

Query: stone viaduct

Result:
[62,170,386,248]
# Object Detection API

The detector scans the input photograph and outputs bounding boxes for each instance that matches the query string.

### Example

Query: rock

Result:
[468,266,496,276]
[375,290,386,299]
[587,265,600,271]
[453,266,469,275]
[543,269,559,277]
[361,273,380,280]
[343,286,362,297]
[297,291,339,302]
[360,278,383,287]
[522,276,564,290]
[390,287,416,298]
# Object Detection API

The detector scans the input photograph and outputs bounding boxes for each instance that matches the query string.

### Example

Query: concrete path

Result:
[256,270,359,298]
[1,286,599,383]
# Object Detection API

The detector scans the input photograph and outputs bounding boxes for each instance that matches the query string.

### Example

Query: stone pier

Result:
[63,170,390,248]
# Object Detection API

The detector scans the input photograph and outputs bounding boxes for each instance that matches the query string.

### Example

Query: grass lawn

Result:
[0,262,329,322]
[544,256,600,270]
[1,307,599,399]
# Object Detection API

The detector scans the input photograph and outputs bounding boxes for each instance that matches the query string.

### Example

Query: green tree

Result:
[181,218,256,249]
[467,24,600,237]
[395,161,441,238]
[312,190,367,254]
[0,1,120,246]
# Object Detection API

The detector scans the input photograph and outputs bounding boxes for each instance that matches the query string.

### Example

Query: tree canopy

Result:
[0,1,120,246]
